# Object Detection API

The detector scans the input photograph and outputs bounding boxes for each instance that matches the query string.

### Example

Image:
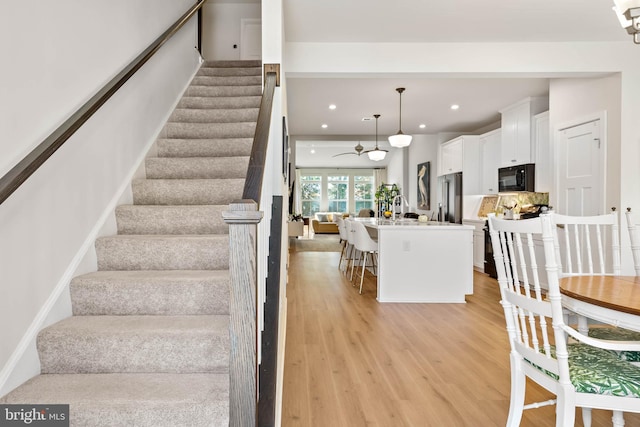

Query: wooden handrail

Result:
[242,64,280,204]
[0,0,205,206]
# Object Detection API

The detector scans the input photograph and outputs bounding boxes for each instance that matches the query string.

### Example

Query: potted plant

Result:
[375,183,400,217]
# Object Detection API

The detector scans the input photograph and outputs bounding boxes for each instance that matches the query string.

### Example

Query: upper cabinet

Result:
[480,129,501,194]
[499,97,549,167]
[439,137,463,175]
[533,111,551,192]
[438,135,481,195]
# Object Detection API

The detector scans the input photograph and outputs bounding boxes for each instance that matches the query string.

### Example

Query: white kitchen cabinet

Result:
[438,135,481,195]
[499,97,548,167]
[463,219,485,272]
[439,137,463,175]
[534,111,551,192]
[480,129,500,194]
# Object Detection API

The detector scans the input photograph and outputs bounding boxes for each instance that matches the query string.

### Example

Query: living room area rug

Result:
[289,233,343,252]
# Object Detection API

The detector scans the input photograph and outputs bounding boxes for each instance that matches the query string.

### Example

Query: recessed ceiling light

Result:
[321,124,328,128]
[329,104,337,110]
[450,104,460,110]
[310,149,316,154]
[419,124,427,129]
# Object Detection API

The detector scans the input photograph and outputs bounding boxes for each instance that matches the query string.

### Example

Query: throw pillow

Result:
[316,214,327,222]
[326,213,334,222]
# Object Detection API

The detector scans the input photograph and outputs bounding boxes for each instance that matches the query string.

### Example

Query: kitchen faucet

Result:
[392,194,409,221]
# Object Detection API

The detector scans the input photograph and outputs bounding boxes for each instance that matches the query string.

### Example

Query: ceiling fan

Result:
[331,114,389,160]
[332,142,365,157]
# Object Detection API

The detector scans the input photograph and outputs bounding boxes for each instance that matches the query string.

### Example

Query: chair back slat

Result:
[551,211,620,276]
[625,208,640,276]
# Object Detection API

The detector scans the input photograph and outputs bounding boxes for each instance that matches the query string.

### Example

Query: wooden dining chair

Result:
[550,210,640,364]
[488,213,640,427]
[625,208,640,276]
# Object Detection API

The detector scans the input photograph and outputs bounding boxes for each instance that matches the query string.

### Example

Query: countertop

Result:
[364,219,474,230]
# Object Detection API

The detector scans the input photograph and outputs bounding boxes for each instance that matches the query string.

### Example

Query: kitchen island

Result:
[365,220,474,303]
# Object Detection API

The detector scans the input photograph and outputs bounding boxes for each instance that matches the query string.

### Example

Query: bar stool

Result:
[351,220,378,294]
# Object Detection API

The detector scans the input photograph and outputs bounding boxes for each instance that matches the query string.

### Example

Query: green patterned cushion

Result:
[588,327,640,363]
[525,344,640,398]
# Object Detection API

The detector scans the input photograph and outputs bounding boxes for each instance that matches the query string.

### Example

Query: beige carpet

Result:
[290,234,343,252]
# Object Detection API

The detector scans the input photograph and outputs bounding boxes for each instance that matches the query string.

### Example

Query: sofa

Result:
[311,212,343,234]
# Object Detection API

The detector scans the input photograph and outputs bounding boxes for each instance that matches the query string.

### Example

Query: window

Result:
[297,169,377,216]
[300,175,321,216]
[354,175,375,212]
[327,175,348,212]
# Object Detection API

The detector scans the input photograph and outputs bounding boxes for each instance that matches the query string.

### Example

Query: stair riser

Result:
[197,66,261,76]
[169,108,258,124]
[177,96,261,109]
[38,320,229,374]
[166,122,256,139]
[191,75,262,86]
[202,60,261,68]
[145,157,248,179]
[156,139,253,158]
[96,236,229,271]
[71,279,229,316]
[186,85,261,97]
[132,179,244,205]
[116,205,229,235]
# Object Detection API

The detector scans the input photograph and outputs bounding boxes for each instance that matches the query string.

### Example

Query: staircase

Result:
[0,60,262,426]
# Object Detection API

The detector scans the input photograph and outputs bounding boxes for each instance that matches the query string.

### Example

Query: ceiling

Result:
[282,0,628,168]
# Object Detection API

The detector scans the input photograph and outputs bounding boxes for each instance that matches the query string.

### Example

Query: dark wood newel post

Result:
[222,200,263,427]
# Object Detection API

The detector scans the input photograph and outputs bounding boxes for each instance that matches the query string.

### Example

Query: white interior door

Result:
[240,19,262,60]
[556,119,603,215]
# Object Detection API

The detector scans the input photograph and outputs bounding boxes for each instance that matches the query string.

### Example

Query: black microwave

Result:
[498,163,535,192]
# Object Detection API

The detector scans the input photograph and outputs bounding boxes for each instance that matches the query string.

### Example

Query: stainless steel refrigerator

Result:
[439,172,463,224]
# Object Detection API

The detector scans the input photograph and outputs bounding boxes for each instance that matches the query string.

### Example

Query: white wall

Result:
[385,149,404,194]
[201,2,261,60]
[548,74,622,213]
[0,0,200,394]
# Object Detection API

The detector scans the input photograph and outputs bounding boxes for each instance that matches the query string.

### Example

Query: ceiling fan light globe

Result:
[368,149,386,161]
[388,133,412,148]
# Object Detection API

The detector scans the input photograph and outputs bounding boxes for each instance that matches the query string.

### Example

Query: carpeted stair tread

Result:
[132,178,244,205]
[38,315,229,374]
[191,75,262,87]
[202,59,261,68]
[0,373,229,427]
[70,270,229,316]
[177,95,261,109]
[166,121,256,139]
[0,59,265,424]
[145,157,249,179]
[115,205,229,235]
[185,85,261,98]
[156,138,253,158]
[169,107,259,124]
[96,234,229,271]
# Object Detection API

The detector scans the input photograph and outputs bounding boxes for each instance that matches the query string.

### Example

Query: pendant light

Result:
[367,114,387,161]
[388,87,412,148]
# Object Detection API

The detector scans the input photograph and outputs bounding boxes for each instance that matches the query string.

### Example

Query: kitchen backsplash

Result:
[476,192,549,217]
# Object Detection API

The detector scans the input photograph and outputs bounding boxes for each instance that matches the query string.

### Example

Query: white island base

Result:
[368,221,474,303]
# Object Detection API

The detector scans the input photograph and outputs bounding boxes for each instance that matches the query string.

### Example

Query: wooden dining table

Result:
[559,275,640,333]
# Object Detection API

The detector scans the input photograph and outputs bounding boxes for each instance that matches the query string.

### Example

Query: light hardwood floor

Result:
[282,250,640,426]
